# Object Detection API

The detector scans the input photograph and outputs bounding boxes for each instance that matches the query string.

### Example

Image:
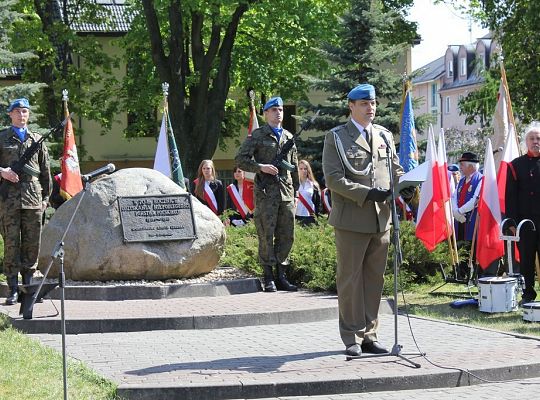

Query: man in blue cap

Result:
[322,83,411,357]
[236,96,299,292]
[0,98,51,305]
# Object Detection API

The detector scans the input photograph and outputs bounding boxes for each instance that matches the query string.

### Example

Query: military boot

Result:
[5,276,18,305]
[263,265,277,292]
[275,264,297,291]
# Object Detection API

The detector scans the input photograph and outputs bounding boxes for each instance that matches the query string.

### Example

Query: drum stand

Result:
[500,218,535,287]
[346,142,423,368]
[22,180,91,400]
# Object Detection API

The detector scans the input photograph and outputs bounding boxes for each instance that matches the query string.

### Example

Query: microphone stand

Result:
[26,180,91,400]
[347,134,422,368]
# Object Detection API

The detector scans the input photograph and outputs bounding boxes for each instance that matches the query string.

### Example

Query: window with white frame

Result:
[460,57,467,76]
[431,83,438,107]
[478,52,485,71]
[447,61,453,78]
[445,96,451,114]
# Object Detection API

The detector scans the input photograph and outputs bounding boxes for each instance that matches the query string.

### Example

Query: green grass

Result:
[399,282,540,338]
[0,315,121,400]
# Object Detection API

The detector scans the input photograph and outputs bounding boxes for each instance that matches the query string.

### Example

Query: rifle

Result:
[0,113,72,199]
[261,110,320,188]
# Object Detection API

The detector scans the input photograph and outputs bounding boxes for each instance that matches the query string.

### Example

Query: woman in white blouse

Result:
[191,159,225,216]
[295,159,321,226]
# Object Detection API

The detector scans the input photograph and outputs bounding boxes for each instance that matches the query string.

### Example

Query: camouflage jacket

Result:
[0,127,51,209]
[235,124,299,201]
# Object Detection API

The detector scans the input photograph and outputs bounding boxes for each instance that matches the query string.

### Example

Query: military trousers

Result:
[334,228,390,346]
[253,195,295,267]
[1,208,42,278]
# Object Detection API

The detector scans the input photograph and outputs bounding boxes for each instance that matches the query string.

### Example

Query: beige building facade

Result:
[412,35,495,142]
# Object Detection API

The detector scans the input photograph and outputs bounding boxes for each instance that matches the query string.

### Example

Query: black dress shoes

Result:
[361,341,389,354]
[345,344,362,357]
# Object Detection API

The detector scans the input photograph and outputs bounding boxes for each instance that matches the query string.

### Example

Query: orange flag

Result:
[60,94,83,199]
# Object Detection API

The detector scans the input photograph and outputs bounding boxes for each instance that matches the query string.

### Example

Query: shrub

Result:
[220,218,455,294]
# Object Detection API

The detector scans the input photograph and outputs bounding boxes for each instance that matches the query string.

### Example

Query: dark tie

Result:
[364,128,371,147]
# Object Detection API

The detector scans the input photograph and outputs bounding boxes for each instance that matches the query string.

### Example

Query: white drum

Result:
[522,302,540,322]
[478,277,518,313]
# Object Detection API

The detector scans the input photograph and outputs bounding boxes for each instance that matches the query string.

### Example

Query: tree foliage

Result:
[0,0,46,128]
[297,0,418,179]
[120,0,343,178]
[10,0,122,131]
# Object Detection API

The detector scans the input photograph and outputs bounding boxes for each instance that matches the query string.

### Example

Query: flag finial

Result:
[62,89,68,102]
[162,82,169,98]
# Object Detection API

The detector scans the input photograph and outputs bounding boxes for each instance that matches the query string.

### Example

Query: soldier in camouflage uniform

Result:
[236,96,299,292]
[0,98,51,305]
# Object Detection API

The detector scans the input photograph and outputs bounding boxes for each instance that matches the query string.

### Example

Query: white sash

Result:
[204,181,218,214]
[227,183,249,219]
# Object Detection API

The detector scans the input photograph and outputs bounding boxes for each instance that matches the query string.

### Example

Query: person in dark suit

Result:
[191,159,225,216]
[322,83,411,357]
[505,122,540,304]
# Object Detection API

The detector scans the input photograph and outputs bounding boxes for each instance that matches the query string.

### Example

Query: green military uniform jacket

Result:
[322,120,403,233]
[235,124,299,201]
[0,128,51,209]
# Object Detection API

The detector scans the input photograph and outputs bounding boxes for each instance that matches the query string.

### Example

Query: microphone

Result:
[379,131,391,148]
[493,146,503,154]
[82,163,116,182]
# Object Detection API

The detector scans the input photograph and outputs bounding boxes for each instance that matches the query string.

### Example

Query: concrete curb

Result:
[11,307,340,334]
[115,362,540,400]
[1,278,262,301]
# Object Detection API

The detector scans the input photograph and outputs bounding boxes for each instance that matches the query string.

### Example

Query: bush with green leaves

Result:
[220,218,453,294]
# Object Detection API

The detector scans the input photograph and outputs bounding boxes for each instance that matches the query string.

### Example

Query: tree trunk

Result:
[141,0,253,178]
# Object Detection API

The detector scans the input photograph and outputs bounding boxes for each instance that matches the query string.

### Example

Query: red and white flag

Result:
[476,139,504,269]
[492,79,510,168]
[60,104,83,199]
[496,124,520,215]
[416,127,451,251]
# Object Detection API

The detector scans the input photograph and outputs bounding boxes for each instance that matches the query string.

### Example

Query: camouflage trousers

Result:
[253,196,295,267]
[0,208,43,278]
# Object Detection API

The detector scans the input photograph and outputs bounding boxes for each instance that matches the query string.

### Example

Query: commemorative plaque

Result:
[118,194,197,242]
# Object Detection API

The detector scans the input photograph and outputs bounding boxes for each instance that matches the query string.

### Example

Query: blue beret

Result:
[7,98,31,112]
[348,84,376,100]
[263,96,283,111]
[448,164,459,172]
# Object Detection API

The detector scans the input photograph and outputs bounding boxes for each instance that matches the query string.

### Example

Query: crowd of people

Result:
[2,87,539,358]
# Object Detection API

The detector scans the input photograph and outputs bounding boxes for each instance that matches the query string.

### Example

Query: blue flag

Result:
[399,82,418,173]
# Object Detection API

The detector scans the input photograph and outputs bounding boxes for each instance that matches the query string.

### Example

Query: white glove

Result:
[453,210,466,223]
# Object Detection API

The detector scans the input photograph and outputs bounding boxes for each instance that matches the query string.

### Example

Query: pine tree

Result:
[297,0,417,181]
[0,0,45,127]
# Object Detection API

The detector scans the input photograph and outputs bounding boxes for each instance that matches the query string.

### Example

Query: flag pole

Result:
[161,82,186,189]
[162,82,169,128]
[500,59,520,153]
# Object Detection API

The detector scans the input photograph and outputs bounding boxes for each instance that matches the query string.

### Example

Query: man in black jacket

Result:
[505,122,540,304]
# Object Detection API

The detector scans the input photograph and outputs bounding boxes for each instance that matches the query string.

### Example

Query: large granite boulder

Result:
[38,168,226,281]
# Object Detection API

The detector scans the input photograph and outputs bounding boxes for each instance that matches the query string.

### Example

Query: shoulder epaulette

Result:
[330,124,346,135]
[373,124,391,133]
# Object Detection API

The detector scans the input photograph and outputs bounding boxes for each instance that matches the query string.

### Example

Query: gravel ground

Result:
[35,266,256,287]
